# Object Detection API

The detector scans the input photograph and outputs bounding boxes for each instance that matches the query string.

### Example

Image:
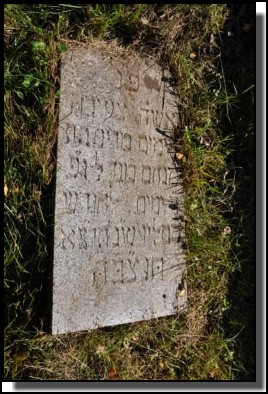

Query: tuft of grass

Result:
[4,4,255,381]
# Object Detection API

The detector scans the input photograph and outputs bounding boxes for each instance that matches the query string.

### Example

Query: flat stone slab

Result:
[52,43,187,335]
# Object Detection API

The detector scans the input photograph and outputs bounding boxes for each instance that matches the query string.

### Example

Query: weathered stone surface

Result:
[52,44,187,335]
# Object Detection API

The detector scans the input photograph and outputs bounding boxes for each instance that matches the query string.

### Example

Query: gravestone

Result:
[52,44,187,335]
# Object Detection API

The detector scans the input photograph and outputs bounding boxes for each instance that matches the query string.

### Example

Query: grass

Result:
[4,4,255,380]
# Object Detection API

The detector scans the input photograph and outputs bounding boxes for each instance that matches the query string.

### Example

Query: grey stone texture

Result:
[52,44,187,334]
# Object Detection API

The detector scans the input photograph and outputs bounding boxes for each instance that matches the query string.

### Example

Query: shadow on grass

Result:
[34,149,57,334]
[213,4,256,380]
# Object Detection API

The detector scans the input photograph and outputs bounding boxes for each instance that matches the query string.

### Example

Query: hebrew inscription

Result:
[52,45,186,334]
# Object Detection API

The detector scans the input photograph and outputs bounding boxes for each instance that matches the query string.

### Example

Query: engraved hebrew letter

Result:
[121,133,131,151]
[160,167,168,185]
[97,194,108,214]
[69,153,79,175]
[115,68,123,89]
[104,100,114,118]
[138,135,148,153]
[93,128,104,148]
[143,257,150,281]
[152,258,164,280]
[86,193,96,214]
[162,225,171,243]
[111,227,120,247]
[126,227,136,246]
[151,110,163,128]
[69,152,87,179]
[91,97,101,118]
[85,127,90,147]
[74,125,83,144]
[153,167,161,185]
[98,227,108,248]
[164,111,178,128]
[111,260,124,284]
[125,259,137,282]
[137,195,146,213]
[64,123,73,144]
[126,73,139,92]
[78,227,87,249]
[126,164,136,183]
[142,165,151,184]
[60,227,75,250]
[140,108,150,125]
[113,162,123,182]
[93,261,107,287]
[152,195,161,214]
[153,139,163,156]
[63,190,78,213]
